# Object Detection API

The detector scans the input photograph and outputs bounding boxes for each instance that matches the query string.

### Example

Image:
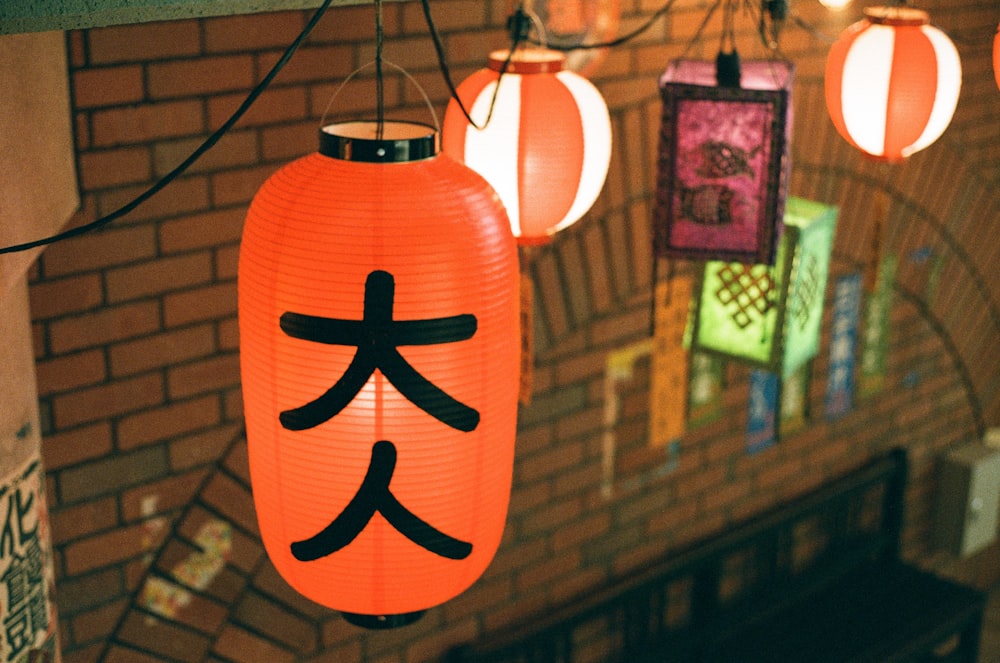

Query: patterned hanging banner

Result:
[651,276,693,449]
[779,361,810,436]
[860,255,895,397]
[688,352,725,426]
[825,273,862,419]
[747,369,779,454]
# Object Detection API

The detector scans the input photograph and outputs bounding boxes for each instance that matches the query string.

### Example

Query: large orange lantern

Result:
[994,22,999,90]
[239,120,520,627]
[825,6,961,162]
[442,48,612,245]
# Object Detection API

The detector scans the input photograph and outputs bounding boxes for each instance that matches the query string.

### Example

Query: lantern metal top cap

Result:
[488,48,566,74]
[862,6,929,27]
[319,120,439,163]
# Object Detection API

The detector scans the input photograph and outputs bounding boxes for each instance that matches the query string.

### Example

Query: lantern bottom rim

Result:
[342,610,426,629]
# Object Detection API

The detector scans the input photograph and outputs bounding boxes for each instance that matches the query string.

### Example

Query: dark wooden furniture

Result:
[448,449,986,663]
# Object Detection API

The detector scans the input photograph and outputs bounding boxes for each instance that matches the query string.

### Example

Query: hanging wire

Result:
[0,0,336,256]
[374,0,385,137]
[420,0,525,130]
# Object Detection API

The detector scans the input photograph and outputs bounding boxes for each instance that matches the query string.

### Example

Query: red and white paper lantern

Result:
[825,6,961,162]
[443,48,612,245]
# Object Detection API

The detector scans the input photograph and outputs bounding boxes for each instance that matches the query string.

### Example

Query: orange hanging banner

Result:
[650,275,692,449]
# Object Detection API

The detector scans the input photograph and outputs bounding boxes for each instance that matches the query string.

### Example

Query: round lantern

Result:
[442,48,612,245]
[239,120,520,627]
[825,6,961,162]
[994,22,999,90]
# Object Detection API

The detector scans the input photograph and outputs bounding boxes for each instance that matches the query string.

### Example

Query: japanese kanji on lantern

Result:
[653,58,794,265]
[239,120,520,627]
[442,47,612,245]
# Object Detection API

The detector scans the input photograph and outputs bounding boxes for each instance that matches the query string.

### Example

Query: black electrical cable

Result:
[0,0,335,256]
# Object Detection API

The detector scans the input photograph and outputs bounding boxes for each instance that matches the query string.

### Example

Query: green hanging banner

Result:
[779,361,810,436]
[860,254,896,397]
[688,352,725,426]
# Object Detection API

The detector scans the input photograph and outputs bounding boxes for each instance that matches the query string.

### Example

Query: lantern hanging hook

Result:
[319,60,441,133]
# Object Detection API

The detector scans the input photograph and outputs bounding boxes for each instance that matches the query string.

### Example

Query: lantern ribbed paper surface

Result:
[442,48,612,245]
[691,197,837,377]
[654,59,794,264]
[239,121,520,622]
[825,6,961,162]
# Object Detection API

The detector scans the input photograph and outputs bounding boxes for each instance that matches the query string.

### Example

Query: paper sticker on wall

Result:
[780,362,810,436]
[0,455,58,663]
[860,255,895,397]
[826,273,862,419]
[651,277,692,449]
[747,369,778,454]
[688,352,724,426]
[140,520,232,620]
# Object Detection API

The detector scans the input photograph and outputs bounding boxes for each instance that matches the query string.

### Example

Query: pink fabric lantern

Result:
[443,48,612,246]
[653,59,794,264]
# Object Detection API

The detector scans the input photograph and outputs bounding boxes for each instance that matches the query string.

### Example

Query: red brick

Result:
[105,252,213,303]
[95,175,210,223]
[72,65,144,108]
[152,129,259,177]
[166,354,241,399]
[207,85,309,129]
[204,11,305,52]
[109,324,216,377]
[71,598,127,645]
[266,45,355,86]
[87,20,201,64]
[261,121,316,161]
[63,521,157,575]
[217,317,239,351]
[209,165,275,206]
[163,281,236,327]
[29,273,103,320]
[40,225,157,278]
[215,244,240,280]
[148,55,255,99]
[35,349,107,396]
[49,497,119,545]
[120,468,210,521]
[201,472,257,535]
[40,421,114,470]
[168,423,243,471]
[90,100,205,147]
[158,207,246,254]
[53,373,164,428]
[48,301,161,354]
[212,625,296,663]
[78,146,152,189]
[117,396,221,450]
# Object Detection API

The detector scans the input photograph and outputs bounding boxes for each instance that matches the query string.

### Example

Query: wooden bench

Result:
[447,449,986,663]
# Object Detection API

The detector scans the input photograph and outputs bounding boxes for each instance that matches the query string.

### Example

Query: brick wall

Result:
[25,0,1000,660]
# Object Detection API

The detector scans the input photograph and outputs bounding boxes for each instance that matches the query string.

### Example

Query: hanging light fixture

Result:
[825,6,962,162]
[653,58,794,264]
[442,46,612,245]
[689,197,837,378]
[239,118,520,626]
[994,22,999,90]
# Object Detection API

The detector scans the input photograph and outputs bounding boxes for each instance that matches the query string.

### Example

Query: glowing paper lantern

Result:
[239,120,520,627]
[825,6,962,162]
[690,197,837,377]
[994,23,999,90]
[442,48,612,245]
[653,59,794,264]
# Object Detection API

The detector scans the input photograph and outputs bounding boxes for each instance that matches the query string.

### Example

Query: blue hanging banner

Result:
[825,273,861,419]
[747,369,778,454]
